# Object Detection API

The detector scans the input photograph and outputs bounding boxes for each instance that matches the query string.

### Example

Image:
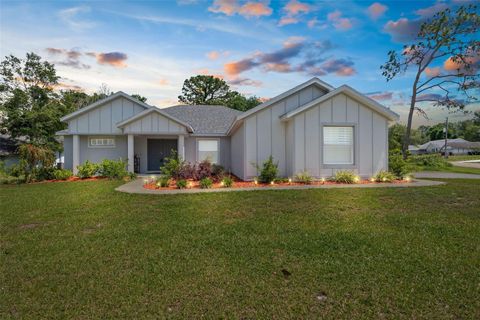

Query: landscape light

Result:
[288,178,292,183]
[254,178,258,185]
[405,176,411,182]
[370,177,375,182]
[220,181,224,186]
[321,178,325,183]
[382,177,387,182]
[354,176,360,183]
[270,181,274,185]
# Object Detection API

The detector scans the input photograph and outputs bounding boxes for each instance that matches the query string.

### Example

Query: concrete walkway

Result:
[450,160,480,169]
[116,178,445,195]
[414,171,480,179]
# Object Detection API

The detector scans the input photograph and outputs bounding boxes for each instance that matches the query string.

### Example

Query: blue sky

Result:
[1,0,478,127]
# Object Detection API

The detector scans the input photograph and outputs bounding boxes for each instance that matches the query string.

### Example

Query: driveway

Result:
[414,171,480,179]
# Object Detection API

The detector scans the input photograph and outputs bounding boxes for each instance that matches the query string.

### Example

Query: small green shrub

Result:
[53,169,73,180]
[176,179,187,189]
[374,170,396,182]
[257,156,278,183]
[98,159,128,179]
[77,160,99,179]
[389,150,409,178]
[156,176,170,188]
[161,150,183,179]
[32,166,56,181]
[294,170,313,184]
[221,176,233,188]
[0,175,25,185]
[273,177,290,183]
[334,170,358,184]
[212,164,225,178]
[199,177,213,189]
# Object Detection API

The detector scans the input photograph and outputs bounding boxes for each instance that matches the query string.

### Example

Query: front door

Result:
[147,139,177,172]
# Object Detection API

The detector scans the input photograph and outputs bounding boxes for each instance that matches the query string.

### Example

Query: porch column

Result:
[72,134,80,175]
[178,135,185,160]
[127,134,134,173]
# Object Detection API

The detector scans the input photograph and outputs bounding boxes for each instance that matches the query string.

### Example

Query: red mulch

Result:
[29,176,105,184]
[143,178,411,191]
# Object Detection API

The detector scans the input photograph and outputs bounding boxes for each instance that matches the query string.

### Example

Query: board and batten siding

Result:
[67,97,146,134]
[241,84,327,180]
[289,93,388,178]
[122,112,187,134]
[230,124,244,179]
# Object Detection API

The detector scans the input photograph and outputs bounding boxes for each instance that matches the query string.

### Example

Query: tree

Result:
[178,75,230,105]
[178,75,261,111]
[131,94,147,103]
[0,53,69,150]
[388,123,429,150]
[381,5,479,158]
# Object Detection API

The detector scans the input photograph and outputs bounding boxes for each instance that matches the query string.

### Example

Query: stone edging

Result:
[115,178,445,195]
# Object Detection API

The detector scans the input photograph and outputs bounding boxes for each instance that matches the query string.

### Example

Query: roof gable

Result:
[279,85,399,122]
[116,108,194,133]
[60,91,150,122]
[236,77,333,121]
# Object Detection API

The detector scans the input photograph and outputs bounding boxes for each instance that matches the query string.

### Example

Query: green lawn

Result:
[1,180,480,319]
[446,154,480,162]
[421,165,480,175]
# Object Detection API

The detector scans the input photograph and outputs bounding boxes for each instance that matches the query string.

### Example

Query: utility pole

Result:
[444,117,449,159]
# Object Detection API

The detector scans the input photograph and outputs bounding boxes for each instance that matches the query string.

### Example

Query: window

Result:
[323,126,354,165]
[198,139,219,164]
[89,137,115,148]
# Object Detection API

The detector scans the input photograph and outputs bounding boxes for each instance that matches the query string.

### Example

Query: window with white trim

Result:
[323,126,354,165]
[89,137,115,148]
[198,140,219,164]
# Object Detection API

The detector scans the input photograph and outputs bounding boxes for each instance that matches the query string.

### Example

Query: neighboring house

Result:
[0,134,23,167]
[411,138,480,155]
[57,78,399,180]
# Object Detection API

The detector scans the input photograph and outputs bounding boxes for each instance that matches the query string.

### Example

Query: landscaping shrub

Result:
[333,170,357,184]
[33,167,56,181]
[408,154,452,170]
[212,164,225,178]
[156,176,170,188]
[0,175,25,184]
[294,170,313,184]
[176,179,187,189]
[257,156,278,183]
[374,170,396,182]
[178,162,195,180]
[196,160,212,180]
[98,159,128,179]
[199,177,213,189]
[221,176,233,188]
[273,177,290,183]
[53,169,73,180]
[389,150,410,178]
[77,160,99,179]
[18,144,56,182]
[160,150,183,179]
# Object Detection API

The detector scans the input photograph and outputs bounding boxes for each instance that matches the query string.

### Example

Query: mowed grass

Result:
[1,180,480,319]
[421,165,480,175]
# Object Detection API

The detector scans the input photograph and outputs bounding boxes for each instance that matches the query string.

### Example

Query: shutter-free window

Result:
[323,126,354,165]
[198,140,219,164]
[89,137,115,147]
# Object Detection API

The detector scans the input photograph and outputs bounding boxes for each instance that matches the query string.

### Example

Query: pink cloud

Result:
[415,2,448,17]
[284,0,311,15]
[207,51,220,60]
[278,16,298,26]
[209,0,272,18]
[158,79,169,86]
[327,10,353,30]
[95,52,128,67]
[384,18,422,42]
[368,91,393,101]
[367,2,388,20]
[425,67,441,77]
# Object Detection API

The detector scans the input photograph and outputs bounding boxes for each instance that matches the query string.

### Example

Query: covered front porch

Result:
[127,134,185,174]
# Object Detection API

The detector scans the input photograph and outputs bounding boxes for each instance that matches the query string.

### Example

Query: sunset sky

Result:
[1,0,478,127]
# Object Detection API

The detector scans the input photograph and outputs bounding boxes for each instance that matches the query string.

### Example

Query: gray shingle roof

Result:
[161,105,243,135]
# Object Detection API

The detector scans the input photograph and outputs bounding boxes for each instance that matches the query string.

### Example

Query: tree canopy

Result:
[178,75,261,111]
[381,4,479,157]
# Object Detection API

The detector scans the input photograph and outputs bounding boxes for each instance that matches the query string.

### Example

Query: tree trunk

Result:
[402,96,416,160]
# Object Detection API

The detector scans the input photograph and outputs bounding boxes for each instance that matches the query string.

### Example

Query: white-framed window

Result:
[323,126,354,165]
[89,137,116,148]
[197,139,219,164]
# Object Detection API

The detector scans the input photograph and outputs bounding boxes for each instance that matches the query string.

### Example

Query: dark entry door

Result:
[147,139,177,172]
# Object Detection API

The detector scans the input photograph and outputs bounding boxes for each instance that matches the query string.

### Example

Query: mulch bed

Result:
[143,178,411,191]
[29,176,106,184]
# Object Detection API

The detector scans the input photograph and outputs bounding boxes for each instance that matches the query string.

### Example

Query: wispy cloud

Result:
[278,0,312,26]
[46,48,128,68]
[327,10,353,30]
[45,48,90,69]
[58,6,96,31]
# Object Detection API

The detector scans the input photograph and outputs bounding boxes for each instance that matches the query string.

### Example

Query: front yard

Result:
[1,179,479,318]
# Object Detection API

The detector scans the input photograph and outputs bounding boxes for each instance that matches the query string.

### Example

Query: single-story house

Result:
[410,138,480,155]
[57,78,399,180]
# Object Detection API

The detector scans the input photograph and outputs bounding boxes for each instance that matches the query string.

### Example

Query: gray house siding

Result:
[242,83,328,180]
[63,136,73,170]
[67,97,146,134]
[230,124,245,180]
[184,136,231,170]
[288,93,388,178]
